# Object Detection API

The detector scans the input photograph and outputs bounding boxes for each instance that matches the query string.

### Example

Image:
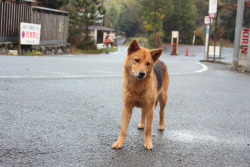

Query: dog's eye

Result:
[135,59,140,63]
[146,62,151,66]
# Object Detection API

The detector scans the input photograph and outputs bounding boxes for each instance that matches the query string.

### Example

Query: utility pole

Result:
[232,0,245,70]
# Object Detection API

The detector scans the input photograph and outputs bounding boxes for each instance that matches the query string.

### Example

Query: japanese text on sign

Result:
[20,22,41,45]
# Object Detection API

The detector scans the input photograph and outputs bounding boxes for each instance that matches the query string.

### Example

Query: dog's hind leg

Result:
[158,92,168,131]
[138,109,145,129]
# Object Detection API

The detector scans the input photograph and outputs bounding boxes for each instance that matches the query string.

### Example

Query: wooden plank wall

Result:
[31,12,69,41]
[0,2,69,42]
[0,2,31,37]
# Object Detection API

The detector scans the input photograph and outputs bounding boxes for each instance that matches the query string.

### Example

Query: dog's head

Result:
[125,40,162,80]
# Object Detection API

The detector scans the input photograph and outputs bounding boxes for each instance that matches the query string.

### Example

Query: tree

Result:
[67,0,106,49]
[163,0,197,44]
[140,0,173,46]
[117,3,139,38]
[194,0,208,26]
[107,5,119,30]
[106,0,144,36]
[217,0,250,42]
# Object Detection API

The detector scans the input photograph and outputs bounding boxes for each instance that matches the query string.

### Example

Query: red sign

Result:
[241,28,249,54]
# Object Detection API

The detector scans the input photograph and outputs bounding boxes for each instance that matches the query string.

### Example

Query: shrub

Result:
[79,39,97,50]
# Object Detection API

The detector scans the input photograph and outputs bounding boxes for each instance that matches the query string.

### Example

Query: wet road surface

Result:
[0,45,250,167]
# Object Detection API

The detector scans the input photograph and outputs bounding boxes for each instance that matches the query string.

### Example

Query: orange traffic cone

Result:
[185,48,189,56]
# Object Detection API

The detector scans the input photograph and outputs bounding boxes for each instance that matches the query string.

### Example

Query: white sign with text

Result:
[241,28,249,54]
[20,22,41,45]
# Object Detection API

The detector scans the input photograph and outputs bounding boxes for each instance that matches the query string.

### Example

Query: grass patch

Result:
[71,46,118,54]
[25,50,44,56]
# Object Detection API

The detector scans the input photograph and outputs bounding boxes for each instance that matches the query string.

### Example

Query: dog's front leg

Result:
[138,109,145,129]
[144,107,154,150]
[112,107,132,149]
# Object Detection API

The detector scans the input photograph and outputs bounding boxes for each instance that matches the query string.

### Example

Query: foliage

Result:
[79,39,97,50]
[117,3,139,38]
[194,0,208,26]
[66,0,106,49]
[38,0,250,47]
[217,0,250,42]
[163,0,197,44]
[25,50,43,56]
[105,0,144,37]
[140,0,170,47]
[71,46,118,54]
[107,5,119,30]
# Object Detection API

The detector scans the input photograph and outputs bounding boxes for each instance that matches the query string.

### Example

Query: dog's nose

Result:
[139,72,145,77]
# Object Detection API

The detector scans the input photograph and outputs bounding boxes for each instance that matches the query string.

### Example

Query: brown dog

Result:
[112,40,169,150]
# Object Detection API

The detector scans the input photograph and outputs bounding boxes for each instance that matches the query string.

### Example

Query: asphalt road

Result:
[0,45,250,167]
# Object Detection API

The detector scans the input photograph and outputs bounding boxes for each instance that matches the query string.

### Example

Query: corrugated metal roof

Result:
[88,25,115,32]
[32,6,69,14]
[20,0,36,2]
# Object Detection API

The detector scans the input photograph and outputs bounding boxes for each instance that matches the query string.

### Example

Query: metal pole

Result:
[232,0,245,69]
[204,24,210,60]
[213,17,218,61]
[219,39,223,61]
[246,34,250,72]
[192,31,196,46]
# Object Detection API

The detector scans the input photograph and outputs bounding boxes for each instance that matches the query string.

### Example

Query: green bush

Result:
[147,34,155,48]
[79,40,97,50]
[25,50,43,56]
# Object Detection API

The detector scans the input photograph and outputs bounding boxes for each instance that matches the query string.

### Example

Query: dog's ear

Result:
[150,48,162,62]
[128,40,140,55]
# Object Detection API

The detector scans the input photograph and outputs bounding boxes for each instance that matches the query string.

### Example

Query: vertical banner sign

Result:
[209,0,218,18]
[20,22,41,45]
[241,28,249,54]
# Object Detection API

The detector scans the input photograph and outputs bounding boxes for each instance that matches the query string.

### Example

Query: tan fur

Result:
[112,40,169,150]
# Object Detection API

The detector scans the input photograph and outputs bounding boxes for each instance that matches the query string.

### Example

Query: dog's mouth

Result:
[133,71,146,80]
[136,75,145,80]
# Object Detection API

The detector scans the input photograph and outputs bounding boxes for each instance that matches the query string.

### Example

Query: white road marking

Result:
[169,61,208,75]
[0,75,122,79]
[0,61,208,79]
[191,61,208,73]
[111,47,121,55]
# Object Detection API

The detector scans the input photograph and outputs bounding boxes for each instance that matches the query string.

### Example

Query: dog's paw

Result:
[112,141,123,149]
[158,125,164,131]
[144,142,153,150]
[138,123,145,129]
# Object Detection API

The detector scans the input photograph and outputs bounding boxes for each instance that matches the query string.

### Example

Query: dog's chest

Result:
[124,88,155,108]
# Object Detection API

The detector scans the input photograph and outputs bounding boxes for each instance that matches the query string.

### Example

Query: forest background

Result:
[35,0,250,49]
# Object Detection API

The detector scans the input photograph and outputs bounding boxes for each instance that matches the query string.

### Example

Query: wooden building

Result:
[0,0,69,54]
[88,25,116,49]
[89,25,115,44]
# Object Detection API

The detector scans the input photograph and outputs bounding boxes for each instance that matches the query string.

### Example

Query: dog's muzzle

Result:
[137,71,146,80]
